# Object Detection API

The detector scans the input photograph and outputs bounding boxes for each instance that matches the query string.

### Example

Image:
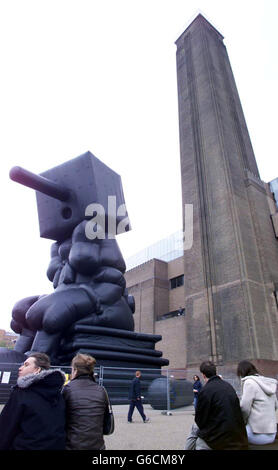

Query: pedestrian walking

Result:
[193,375,202,409]
[127,370,149,423]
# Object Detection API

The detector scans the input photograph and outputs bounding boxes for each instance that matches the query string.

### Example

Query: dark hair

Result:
[237,360,259,378]
[193,375,200,381]
[200,361,216,378]
[71,353,96,377]
[29,352,50,370]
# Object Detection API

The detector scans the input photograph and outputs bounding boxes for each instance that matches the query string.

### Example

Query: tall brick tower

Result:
[176,14,278,376]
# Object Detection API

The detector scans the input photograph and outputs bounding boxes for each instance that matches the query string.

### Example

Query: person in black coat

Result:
[0,352,66,450]
[127,370,149,423]
[193,361,248,450]
[193,375,202,409]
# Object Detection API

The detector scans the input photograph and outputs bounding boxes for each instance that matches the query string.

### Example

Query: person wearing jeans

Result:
[127,371,149,423]
[193,375,202,409]
[185,361,248,450]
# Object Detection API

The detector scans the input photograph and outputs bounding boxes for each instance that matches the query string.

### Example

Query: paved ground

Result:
[105,405,278,451]
[1,403,195,450]
[104,404,195,450]
[2,402,278,451]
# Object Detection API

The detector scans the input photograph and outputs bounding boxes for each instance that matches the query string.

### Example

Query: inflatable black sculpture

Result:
[4,152,168,394]
[147,377,193,410]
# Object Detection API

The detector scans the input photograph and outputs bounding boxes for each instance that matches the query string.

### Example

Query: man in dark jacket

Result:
[0,352,66,450]
[127,370,149,423]
[193,361,248,450]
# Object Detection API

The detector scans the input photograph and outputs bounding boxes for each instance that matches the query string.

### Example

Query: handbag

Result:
[103,387,115,435]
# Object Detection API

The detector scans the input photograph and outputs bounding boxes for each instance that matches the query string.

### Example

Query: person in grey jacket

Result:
[62,353,108,450]
[237,360,278,445]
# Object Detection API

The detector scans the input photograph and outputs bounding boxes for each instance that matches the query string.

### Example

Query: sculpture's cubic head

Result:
[10,151,131,241]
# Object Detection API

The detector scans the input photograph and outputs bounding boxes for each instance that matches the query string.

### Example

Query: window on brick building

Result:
[170,274,184,289]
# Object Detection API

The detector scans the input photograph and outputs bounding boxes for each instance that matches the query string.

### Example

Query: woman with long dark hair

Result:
[193,375,202,409]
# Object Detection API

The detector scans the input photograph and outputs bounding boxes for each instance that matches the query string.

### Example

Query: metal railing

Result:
[0,363,72,405]
[0,362,241,412]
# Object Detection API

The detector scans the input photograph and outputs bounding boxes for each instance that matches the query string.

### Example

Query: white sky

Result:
[0,0,277,332]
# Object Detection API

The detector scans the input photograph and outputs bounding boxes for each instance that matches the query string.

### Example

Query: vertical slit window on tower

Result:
[274,291,278,309]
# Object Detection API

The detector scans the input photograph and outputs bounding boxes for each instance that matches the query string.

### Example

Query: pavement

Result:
[2,402,278,451]
[0,403,195,450]
[104,404,195,450]
[104,404,278,451]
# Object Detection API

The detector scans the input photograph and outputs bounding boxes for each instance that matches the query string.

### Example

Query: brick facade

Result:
[125,15,278,379]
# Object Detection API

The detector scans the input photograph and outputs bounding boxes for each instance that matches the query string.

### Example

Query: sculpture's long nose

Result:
[9,166,71,202]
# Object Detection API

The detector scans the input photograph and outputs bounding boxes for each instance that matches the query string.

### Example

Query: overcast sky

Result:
[0,0,277,332]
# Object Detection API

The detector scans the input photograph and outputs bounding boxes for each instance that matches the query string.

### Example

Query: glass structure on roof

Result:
[126,229,184,270]
[270,178,278,209]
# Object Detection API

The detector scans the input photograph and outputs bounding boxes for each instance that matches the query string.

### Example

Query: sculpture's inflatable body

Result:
[147,377,194,410]
[8,152,137,364]
[4,151,168,385]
